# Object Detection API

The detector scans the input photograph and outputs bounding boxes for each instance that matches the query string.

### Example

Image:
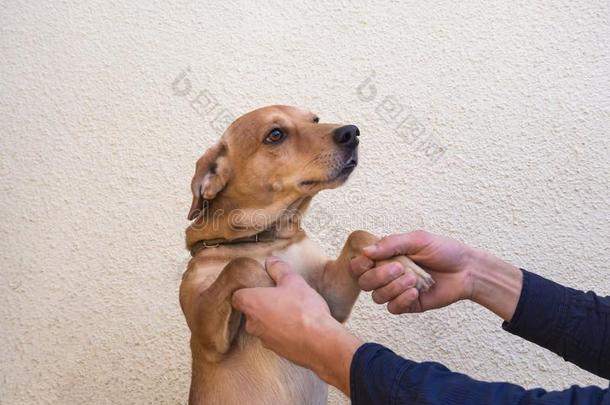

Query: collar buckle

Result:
[202,241,220,249]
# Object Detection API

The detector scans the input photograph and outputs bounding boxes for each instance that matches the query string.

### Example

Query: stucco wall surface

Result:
[1,1,609,404]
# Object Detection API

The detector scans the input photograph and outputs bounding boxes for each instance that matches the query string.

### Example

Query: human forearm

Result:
[306,318,361,396]
[469,249,523,321]
[351,343,609,405]
[502,270,610,379]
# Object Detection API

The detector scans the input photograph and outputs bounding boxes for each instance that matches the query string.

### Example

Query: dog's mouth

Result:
[300,156,358,187]
[339,158,358,176]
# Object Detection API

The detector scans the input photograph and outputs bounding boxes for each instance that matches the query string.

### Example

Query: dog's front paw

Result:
[393,255,435,292]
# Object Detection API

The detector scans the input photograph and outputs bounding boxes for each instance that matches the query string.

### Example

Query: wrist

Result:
[468,249,523,321]
[307,317,361,396]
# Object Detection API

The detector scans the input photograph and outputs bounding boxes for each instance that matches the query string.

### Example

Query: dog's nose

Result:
[332,125,360,147]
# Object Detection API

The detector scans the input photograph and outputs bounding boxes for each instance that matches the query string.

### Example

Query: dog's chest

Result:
[270,237,327,283]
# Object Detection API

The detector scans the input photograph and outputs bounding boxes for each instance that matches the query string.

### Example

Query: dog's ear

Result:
[187,142,231,220]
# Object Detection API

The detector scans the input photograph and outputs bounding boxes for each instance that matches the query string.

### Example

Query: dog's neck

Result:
[185,196,312,250]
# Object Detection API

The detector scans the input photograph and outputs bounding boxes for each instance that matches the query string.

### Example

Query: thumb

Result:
[265,256,292,285]
[362,231,430,260]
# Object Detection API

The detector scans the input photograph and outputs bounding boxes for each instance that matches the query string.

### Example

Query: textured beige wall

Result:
[1,1,609,403]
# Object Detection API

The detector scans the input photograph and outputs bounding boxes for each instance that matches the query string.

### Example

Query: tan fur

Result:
[179,105,432,404]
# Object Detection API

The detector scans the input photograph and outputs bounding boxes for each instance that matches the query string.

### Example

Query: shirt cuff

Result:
[502,269,570,349]
[350,342,415,404]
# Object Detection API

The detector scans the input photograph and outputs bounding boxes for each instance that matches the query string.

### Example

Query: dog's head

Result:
[186,105,359,244]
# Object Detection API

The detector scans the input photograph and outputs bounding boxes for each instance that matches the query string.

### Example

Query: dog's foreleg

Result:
[182,257,273,362]
[319,230,379,322]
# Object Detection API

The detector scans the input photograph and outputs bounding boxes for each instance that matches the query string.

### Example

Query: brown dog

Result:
[180,105,433,404]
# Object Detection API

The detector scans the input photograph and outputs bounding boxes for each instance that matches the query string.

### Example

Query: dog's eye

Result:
[313,116,319,123]
[264,128,286,144]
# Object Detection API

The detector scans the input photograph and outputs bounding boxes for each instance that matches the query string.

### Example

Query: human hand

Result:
[350,230,477,314]
[232,256,360,395]
[350,230,523,321]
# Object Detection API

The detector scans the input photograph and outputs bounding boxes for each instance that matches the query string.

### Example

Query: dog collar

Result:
[190,231,277,256]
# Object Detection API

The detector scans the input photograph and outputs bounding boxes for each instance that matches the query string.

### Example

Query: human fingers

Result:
[265,256,291,283]
[358,261,404,292]
[387,288,421,314]
[362,231,432,260]
[371,273,417,304]
[231,288,256,313]
[349,255,374,278]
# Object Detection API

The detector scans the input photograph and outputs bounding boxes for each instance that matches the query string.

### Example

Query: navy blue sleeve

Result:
[350,269,610,404]
[350,343,610,405]
[502,270,610,379]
